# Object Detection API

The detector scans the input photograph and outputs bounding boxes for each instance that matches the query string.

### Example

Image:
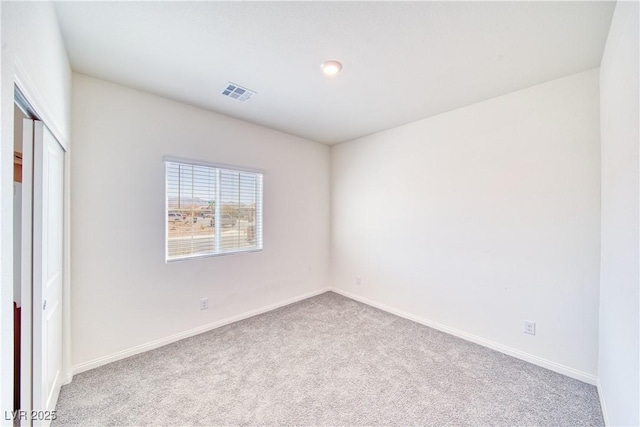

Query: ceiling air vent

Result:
[221,82,256,102]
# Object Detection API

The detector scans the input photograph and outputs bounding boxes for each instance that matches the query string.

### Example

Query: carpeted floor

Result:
[54,292,603,426]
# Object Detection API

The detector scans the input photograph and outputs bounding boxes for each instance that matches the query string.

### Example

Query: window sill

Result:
[165,247,263,263]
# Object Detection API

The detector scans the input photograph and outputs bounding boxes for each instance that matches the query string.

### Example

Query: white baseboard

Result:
[71,287,332,375]
[597,379,610,426]
[63,370,73,385]
[331,288,598,386]
[71,286,598,388]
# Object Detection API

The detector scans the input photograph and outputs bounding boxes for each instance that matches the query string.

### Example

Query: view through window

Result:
[166,160,263,260]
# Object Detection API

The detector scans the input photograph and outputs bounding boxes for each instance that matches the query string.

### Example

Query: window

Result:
[165,158,263,261]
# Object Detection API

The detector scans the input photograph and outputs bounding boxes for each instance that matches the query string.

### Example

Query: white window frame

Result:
[164,156,263,262]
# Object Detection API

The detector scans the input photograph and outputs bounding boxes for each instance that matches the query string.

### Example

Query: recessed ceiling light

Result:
[321,60,342,76]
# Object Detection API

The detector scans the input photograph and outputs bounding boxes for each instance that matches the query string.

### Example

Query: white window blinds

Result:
[165,160,263,261]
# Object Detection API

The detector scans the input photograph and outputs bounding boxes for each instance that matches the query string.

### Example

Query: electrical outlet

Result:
[200,298,209,310]
[524,320,535,335]
[356,277,361,286]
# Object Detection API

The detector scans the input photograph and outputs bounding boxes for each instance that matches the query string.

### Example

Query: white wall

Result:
[0,1,71,417]
[331,69,601,382]
[598,2,640,425]
[70,74,331,370]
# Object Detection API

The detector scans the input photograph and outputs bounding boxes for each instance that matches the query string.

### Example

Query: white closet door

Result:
[31,120,64,424]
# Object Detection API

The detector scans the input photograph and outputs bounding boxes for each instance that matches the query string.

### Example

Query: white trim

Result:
[597,379,610,426]
[71,287,332,375]
[14,59,69,152]
[62,150,73,386]
[163,156,264,175]
[70,286,599,387]
[166,247,263,263]
[20,119,35,422]
[331,288,598,385]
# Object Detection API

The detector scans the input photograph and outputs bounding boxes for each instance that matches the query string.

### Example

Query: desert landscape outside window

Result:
[165,159,263,260]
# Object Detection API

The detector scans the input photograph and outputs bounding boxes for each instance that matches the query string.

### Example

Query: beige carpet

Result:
[54,292,603,426]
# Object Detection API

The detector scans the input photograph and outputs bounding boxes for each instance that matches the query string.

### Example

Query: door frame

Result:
[14,60,72,424]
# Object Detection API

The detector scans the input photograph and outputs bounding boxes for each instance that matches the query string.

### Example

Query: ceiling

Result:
[54,1,615,145]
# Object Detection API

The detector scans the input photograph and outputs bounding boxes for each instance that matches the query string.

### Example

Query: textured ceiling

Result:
[55,1,615,144]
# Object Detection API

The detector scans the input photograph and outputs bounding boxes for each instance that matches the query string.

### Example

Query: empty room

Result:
[0,1,638,426]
